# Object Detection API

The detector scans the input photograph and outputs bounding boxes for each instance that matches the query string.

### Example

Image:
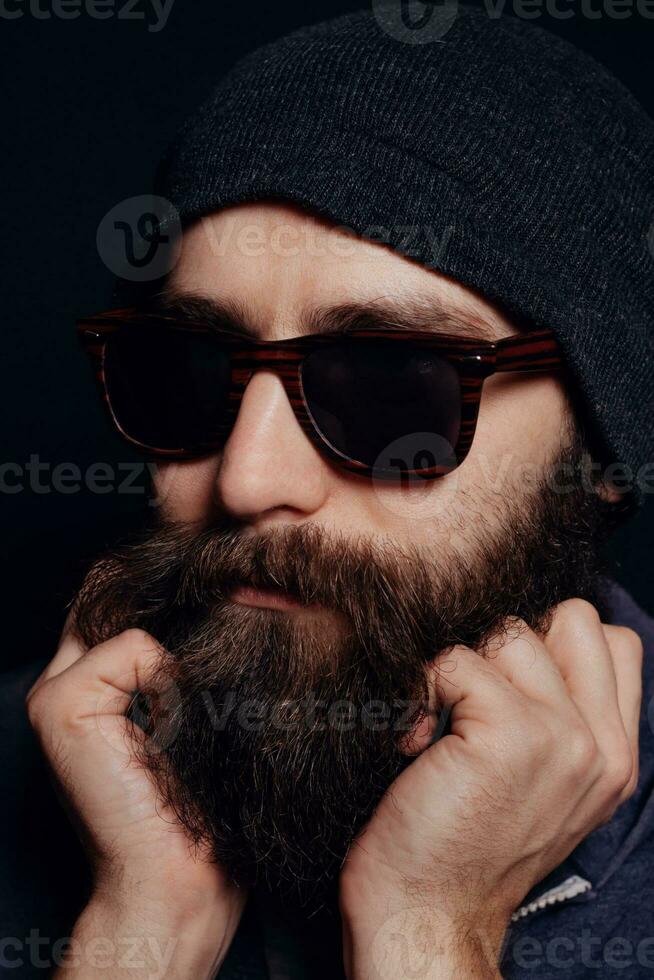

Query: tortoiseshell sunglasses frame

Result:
[77,307,563,479]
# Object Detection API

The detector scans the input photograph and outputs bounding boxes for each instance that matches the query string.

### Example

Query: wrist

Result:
[94,860,244,922]
[57,881,246,979]
[340,885,508,980]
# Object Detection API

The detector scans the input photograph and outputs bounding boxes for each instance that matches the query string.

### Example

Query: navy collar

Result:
[568,581,654,889]
[512,581,654,921]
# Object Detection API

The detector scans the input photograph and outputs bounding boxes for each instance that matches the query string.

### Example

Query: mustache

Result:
[73,518,438,658]
[176,522,430,606]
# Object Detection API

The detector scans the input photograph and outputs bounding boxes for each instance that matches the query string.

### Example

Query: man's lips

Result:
[229,583,321,612]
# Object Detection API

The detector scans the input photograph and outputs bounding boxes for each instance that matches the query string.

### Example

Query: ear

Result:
[596,480,624,504]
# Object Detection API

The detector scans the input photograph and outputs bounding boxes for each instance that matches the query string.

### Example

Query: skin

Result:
[26,202,642,979]
[150,203,565,529]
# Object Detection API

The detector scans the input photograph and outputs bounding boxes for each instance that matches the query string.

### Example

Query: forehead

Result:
[167,201,516,339]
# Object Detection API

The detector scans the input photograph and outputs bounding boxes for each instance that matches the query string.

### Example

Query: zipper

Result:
[511,875,593,923]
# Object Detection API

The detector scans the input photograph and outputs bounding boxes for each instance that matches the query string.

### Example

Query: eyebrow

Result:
[150,288,504,341]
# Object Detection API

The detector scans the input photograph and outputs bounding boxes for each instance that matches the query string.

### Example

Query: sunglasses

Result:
[77,307,562,480]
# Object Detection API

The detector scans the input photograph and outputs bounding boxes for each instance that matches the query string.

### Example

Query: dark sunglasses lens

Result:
[301,341,461,473]
[103,325,231,451]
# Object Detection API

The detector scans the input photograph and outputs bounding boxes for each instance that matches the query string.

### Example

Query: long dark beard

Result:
[72,441,614,906]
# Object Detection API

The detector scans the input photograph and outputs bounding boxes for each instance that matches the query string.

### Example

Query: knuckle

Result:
[434,644,477,676]
[501,617,531,638]
[519,725,552,767]
[603,745,635,797]
[558,598,602,629]
[25,683,51,729]
[119,627,159,653]
[439,643,475,661]
[566,726,598,772]
[485,619,530,655]
[496,706,555,767]
[607,625,644,660]
[26,678,84,738]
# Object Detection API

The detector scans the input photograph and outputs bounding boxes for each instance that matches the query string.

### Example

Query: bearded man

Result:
[4,5,654,979]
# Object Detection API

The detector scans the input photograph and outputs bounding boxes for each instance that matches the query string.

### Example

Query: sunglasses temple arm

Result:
[493,330,562,373]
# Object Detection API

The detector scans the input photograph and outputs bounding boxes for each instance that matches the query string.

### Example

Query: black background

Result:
[1,0,653,673]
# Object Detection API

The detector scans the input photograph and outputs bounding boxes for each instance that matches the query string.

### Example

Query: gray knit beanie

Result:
[154,4,654,494]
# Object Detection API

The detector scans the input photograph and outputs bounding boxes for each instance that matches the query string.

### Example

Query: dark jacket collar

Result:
[568,581,654,889]
[512,580,654,921]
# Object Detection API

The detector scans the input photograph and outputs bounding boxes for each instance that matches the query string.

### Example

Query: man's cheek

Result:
[150,459,219,519]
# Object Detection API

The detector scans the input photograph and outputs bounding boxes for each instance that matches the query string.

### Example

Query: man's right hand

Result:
[25,626,245,980]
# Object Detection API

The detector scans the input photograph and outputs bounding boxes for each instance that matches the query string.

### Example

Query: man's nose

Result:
[214,370,330,522]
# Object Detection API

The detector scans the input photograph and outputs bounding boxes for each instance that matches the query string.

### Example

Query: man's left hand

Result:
[339,599,643,980]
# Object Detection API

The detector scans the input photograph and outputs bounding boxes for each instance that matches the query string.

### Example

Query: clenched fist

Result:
[25,626,245,980]
[339,600,643,980]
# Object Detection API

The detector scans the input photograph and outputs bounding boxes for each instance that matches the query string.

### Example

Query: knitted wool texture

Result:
[155,4,654,485]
